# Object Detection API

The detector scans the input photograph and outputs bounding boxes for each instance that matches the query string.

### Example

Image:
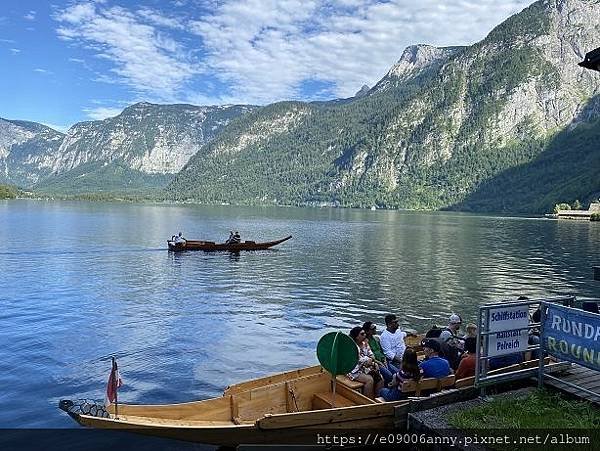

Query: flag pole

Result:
[112,356,119,419]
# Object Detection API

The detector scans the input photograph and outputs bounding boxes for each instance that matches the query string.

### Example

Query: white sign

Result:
[487,305,529,357]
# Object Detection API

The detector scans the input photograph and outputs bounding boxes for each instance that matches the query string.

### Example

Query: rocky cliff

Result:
[1,103,253,193]
[0,119,64,186]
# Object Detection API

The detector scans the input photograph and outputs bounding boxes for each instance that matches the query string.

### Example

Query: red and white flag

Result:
[105,357,123,407]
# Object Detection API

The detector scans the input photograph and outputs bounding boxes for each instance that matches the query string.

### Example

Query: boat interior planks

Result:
[106,395,233,421]
[224,365,323,395]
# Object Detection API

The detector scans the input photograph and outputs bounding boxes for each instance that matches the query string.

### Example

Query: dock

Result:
[544,363,600,405]
[555,201,600,220]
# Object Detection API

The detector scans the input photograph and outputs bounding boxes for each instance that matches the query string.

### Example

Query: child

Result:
[378,347,421,401]
[464,323,477,339]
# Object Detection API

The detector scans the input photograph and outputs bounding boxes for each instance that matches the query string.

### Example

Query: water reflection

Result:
[0,200,598,428]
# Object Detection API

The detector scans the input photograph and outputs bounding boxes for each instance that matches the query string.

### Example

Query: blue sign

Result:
[542,303,600,372]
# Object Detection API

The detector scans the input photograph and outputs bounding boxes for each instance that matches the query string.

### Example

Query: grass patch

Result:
[448,389,600,429]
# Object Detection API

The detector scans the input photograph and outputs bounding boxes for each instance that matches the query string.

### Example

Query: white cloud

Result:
[34,68,52,74]
[24,11,36,21]
[10,48,21,54]
[82,106,124,120]
[137,7,185,30]
[53,0,535,106]
[54,3,199,96]
[188,0,534,104]
[58,3,96,24]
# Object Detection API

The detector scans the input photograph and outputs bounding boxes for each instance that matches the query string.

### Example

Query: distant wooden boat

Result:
[59,365,405,447]
[167,235,292,252]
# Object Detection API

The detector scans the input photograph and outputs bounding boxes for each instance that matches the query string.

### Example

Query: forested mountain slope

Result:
[167,0,600,212]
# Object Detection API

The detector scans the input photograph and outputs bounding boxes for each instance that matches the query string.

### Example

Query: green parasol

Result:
[316,332,359,407]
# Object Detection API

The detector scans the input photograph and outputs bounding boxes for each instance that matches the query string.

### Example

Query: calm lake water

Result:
[0,200,598,429]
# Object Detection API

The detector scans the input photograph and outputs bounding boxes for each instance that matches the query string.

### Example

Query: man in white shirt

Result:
[379,314,407,367]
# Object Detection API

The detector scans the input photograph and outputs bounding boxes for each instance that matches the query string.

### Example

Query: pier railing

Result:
[475,296,574,393]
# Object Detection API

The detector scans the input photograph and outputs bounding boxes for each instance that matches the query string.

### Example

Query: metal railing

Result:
[475,296,574,392]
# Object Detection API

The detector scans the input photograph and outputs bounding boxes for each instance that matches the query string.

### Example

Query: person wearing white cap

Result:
[439,314,464,349]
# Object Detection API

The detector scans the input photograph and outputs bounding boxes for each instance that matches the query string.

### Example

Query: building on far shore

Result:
[553,201,600,220]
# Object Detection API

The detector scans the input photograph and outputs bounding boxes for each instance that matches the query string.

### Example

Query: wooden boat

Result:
[167,235,292,252]
[59,365,406,447]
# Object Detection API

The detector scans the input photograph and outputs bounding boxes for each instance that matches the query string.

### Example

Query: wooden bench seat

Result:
[401,375,455,396]
[312,392,355,409]
[336,375,365,391]
[455,376,475,388]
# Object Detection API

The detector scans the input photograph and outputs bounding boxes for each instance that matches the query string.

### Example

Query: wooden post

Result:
[593,266,600,281]
[538,304,547,389]
[331,377,336,408]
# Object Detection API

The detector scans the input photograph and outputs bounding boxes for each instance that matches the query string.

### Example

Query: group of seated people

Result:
[347,308,544,400]
[345,313,480,400]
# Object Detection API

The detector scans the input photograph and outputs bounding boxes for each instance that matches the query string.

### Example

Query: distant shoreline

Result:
[4,195,558,219]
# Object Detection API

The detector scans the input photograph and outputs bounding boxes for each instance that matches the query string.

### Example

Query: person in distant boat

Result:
[174,232,186,244]
[226,231,241,244]
[226,231,235,244]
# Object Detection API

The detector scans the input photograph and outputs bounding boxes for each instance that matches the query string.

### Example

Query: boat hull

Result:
[59,365,402,446]
[167,235,292,252]
[69,406,398,447]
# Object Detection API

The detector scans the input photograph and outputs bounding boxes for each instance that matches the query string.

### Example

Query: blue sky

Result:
[0,0,534,131]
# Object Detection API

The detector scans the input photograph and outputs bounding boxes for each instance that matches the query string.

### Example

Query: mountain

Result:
[455,106,600,213]
[354,85,371,98]
[1,103,254,194]
[372,44,463,92]
[37,102,255,194]
[166,0,600,212]
[0,119,64,186]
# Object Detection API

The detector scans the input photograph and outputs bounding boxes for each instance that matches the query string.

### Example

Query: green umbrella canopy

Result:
[316,332,359,375]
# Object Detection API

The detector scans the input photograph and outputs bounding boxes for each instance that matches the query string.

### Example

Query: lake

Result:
[0,200,598,430]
